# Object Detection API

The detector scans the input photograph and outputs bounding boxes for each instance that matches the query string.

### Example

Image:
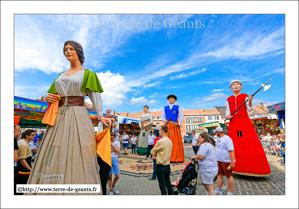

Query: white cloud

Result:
[15,85,49,98]
[15,15,193,74]
[96,71,131,107]
[143,82,161,88]
[212,89,227,92]
[134,90,142,96]
[149,93,158,98]
[195,93,227,104]
[149,100,159,104]
[129,97,159,105]
[201,27,284,60]
[85,98,92,105]
[129,96,148,105]
[170,68,207,80]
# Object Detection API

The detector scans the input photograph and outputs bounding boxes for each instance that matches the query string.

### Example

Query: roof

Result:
[84,102,92,109]
[248,104,270,115]
[202,108,220,115]
[183,108,204,115]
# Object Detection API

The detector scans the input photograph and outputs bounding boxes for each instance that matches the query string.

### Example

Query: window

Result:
[214,116,219,120]
[186,118,190,124]
[157,116,160,120]
[186,126,189,132]
[191,118,194,124]
[208,116,213,120]
[199,117,203,122]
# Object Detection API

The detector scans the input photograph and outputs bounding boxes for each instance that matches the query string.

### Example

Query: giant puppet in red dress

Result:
[226,80,271,176]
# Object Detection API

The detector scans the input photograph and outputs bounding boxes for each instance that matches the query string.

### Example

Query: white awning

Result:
[249,114,278,120]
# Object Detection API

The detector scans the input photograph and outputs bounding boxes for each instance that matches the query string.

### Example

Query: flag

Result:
[95,128,112,167]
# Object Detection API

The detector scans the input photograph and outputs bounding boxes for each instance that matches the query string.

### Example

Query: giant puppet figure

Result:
[137,105,153,155]
[161,95,184,163]
[25,40,112,195]
[226,80,271,176]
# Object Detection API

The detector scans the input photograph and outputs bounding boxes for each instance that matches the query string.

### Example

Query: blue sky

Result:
[14,14,285,113]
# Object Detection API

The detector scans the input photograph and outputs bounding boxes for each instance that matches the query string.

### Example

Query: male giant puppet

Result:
[226,80,271,176]
[161,95,184,163]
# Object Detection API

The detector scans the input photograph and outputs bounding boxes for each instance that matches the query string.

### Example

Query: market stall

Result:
[14,96,101,127]
[266,102,285,130]
[249,113,281,135]
[115,115,140,136]
[198,121,228,134]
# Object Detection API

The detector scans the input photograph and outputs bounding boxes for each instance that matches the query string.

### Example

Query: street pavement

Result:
[109,143,285,195]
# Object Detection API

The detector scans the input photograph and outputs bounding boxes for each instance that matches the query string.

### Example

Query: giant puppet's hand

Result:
[248,94,254,102]
[226,114,233,120]
[45,94,59,104]
[99,116,112,128]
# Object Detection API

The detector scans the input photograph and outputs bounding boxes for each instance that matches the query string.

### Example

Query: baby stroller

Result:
[172,160,199,195]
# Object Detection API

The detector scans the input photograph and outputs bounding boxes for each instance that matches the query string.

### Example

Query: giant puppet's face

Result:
[143,107,148,113]
[64,44,79,63]
[106,109,111,115]
[230,82,243,92]
[168,98,176,104]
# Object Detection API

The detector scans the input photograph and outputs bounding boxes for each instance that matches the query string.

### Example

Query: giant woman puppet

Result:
[226,80,271,176]
[137,105,153,155]
[25,40,112,194]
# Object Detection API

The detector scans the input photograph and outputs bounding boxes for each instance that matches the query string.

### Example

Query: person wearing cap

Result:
[226,80,271,177]
[161,94,184,163]
[214,127,235,195]
[108,132,121,195]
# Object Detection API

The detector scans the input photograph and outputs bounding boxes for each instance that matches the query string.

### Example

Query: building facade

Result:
[118,107,223,137]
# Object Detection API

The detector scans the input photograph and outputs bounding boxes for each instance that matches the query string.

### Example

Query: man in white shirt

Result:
[122,131,129,155]
[147,131,156,158]
[191,130,200,155]
[160,94,185,163]
[130,134,138,154]
[214,127,235,195]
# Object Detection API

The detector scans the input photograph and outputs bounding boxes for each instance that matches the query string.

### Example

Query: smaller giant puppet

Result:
[161,95,184,163]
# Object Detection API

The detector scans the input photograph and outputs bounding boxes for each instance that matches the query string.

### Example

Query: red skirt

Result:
[167,122,185,163]
[228,116,271,176]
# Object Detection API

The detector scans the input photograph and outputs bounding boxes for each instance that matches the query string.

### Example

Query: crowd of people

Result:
[13,121,159,195]
[14,123,285,196]
[259,132,285,165]
[14,125,45,195]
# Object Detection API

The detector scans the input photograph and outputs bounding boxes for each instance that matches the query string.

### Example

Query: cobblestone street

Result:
[110,144,285,195]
